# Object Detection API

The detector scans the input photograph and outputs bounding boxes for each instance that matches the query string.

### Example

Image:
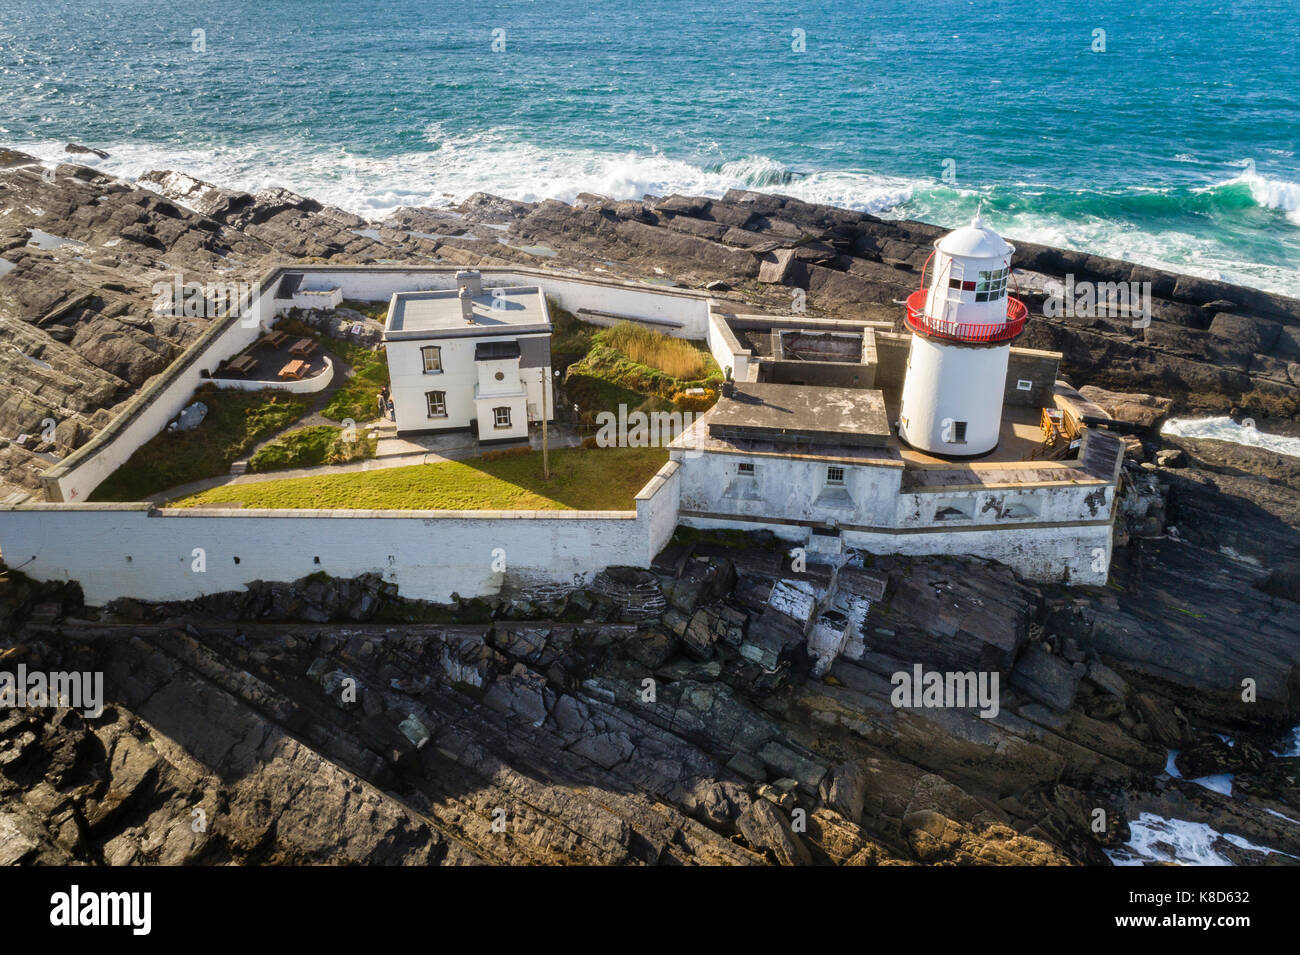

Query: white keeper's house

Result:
[383,271,554,442]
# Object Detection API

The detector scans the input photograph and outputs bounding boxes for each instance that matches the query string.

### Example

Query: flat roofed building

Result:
[383,272,553,441]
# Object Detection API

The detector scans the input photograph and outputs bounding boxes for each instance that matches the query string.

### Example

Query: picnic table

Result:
[289,337,319,357]
[262,330,290,349]
[278,359,310,380]
[226,354,259,377]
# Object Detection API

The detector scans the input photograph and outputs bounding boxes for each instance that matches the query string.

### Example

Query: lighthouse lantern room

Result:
[897,216,1029,457]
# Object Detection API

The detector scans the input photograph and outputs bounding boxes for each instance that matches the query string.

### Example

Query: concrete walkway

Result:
[150,423,585,505]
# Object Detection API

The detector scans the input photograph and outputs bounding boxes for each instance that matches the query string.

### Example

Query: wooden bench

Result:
[278,359,310,380]
[289,337,319,358]
[262,330,290,349]
[226,354,259,377]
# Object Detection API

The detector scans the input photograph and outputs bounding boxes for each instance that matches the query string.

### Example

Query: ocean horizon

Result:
[2,0,1298,295]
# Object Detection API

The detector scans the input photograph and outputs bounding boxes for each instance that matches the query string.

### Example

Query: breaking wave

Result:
[11,134,1300,297]
[1162,417,1300,458]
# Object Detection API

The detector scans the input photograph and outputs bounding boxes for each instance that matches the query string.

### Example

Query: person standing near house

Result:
[377,389,387,420]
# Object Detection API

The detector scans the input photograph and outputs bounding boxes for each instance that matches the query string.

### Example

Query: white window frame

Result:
[426,390,447,418]
[493,406,512,429]
[974,267,1009,303]
[826,466,845,485]
[737,461,756,477]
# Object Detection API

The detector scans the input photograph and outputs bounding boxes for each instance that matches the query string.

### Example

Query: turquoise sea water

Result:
[1,0,1298,294]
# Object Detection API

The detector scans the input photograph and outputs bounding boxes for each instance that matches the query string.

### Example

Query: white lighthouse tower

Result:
[898,215,1028,457]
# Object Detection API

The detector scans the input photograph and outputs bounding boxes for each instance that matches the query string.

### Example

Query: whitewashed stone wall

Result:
[672,447,1116,584]
[41,281,284,503]
[0,460,682,606]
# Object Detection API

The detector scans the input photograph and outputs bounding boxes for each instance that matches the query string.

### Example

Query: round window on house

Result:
[495,371,504,381]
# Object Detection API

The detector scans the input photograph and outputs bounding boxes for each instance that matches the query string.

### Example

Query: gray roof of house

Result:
[385,285,550,340]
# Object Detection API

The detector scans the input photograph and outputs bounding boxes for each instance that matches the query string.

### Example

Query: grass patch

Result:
[91,386,312,501]
[248,425,378,473]
[563,320,722,429]
[548,300,601,357]
[168,445,669,510]
[602,321,711,379]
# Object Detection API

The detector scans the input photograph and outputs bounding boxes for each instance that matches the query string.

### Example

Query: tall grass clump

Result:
[602,322,708,380]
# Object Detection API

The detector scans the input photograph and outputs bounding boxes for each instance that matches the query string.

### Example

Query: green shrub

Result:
[564,323,722,427]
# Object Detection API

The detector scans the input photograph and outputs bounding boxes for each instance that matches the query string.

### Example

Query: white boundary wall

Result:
[306,267,712,338]
[1,462,681,606]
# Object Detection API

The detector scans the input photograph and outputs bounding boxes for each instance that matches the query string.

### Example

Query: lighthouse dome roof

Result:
[935,215,1013,259]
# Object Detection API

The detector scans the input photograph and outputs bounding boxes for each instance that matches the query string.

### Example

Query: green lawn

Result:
[91,386,312,501]
[168,445,669,510]
[566,324,721,405]
[248,425,378,473]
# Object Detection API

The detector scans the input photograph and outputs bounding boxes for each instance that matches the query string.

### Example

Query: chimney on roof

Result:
[458,286,475,323]
[455,270,483,296]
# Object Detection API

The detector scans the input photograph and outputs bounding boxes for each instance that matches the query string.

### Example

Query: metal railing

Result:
[904,289,1027,343]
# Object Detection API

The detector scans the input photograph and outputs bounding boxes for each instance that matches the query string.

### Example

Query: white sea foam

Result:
[994,209,1300,297]
[1107,812,1282,866]
[1162,416,1300,458]
[1163,749,1234,795]
[1217,164,1300,225]
[1274,725,1300,758]
[14,136,914,221]
[13,134,1298,296]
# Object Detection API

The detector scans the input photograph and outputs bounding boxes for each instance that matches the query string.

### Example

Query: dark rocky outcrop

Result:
[4,449,1298,867]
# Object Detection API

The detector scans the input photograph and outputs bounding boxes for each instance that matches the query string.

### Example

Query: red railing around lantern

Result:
[904,289,1028,344]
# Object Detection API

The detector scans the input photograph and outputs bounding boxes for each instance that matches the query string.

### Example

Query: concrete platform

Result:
[707,383,891,448]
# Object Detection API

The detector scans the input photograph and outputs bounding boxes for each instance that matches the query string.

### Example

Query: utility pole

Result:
[540,367,550,479]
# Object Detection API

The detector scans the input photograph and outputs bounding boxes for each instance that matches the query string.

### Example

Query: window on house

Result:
[493,406,511,429]
[948,420,968,443]
[826,466,845,485]
[421,346,442,373]
[1016,379,1033,391]
[737,462,755,477]
[944,262,964,290]
[426,391,447,418]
